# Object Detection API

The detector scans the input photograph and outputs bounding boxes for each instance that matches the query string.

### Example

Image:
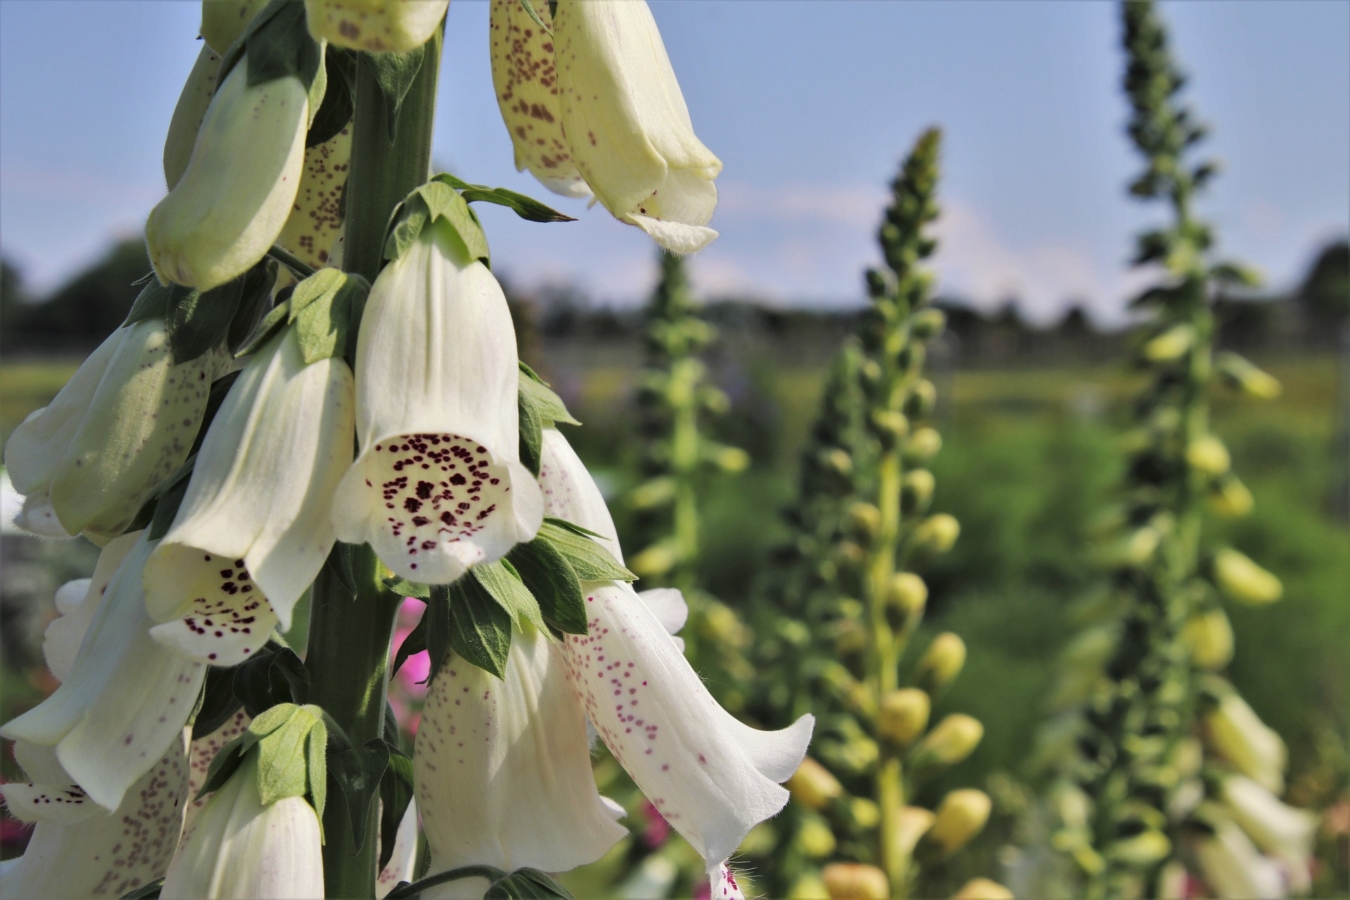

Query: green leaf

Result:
[192,662,244,740]
[232,644,310,718]
[235,293,292,357]
[324,542,361,600]
[383,576,431,600]
[362,45,426,141]
[245,0,323,90]
[425,584,453,683]
[227,260,280,353]
[392,613,428,680]
[473,560,545,632]
[383,195,433,263]
[123,277,173,326]
[432,173,574,224]
[506,539,587,635]
[379,748,415,870]
[518,387,545,477]
[167,267,275,363]
[196,735,249,799]
[306,716,328,828]
[118,879,164,899]
[290,269,369,364]
[484,868,576,900]
[445,578,514,679]
[516,0,551,34]
[382,183,491,267]
[254,704,326,806]
[307,47,353,147]
[519,370,579,427]
[328,738,390,852]
[147,456,197,541]
[538,520,636,582]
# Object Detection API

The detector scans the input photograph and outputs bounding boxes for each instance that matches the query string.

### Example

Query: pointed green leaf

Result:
[473,561,545,632]
[245,0,322,90]
[329,738,390,852]
[362,45,426,141]
[538,520,636,582]
[445,578,514,679]
[383,576,431,600]
[293,271,368,364]
[254,707,312,806]
[196,735,249,800]
[432,173,573,224]
[518,388,545,477]
[485,868,576,900]
[306,718,328,830]
[166,279,245,364]
[123,277,173,326]
[392,613,428,679]
[515,0,550,34]
[506,540,587,635]
[520,374,579,427]
[307,47,353,147]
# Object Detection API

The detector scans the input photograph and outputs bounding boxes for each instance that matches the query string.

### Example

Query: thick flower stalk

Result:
[1012,4,1312,898]
[143,323,355,666]
[331,211,543,583]
[744,130,1000,899]
[489,0,722,252]
[4,316,229,542]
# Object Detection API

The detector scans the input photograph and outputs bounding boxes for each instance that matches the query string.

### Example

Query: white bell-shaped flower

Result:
[376,800,421,899]
[553,0,722,254]
[200,0,271,55]
[488,0,590,199]
[185,710,251,834]
[306,0,448,53]
[1204,690,1288,794]
[160,751,324,900]
[1194,817,1287,900]
[332,219,543,582]
[144,328,355,666]
[164,45,223,190]
[146,54,309,290]
[540,427,813,879]
[4,320,227,543]
[0,734,191,900]
[276,125,352,270]
[415,625,627,896]
[1221,775,1316,894]
[0,533,206,811]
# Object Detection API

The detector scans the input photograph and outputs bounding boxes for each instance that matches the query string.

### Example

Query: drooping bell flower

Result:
[306,0,448,53]
[1193,817,1286,900]
[1203,688,1288,794]
[331,218,543,582]
[146,51,310,290]
[3,319,228,543]
[414,625,629,896]
[1220,775,1316,894]
[0,735,191,899]
[163,45,223,190]
[377,800,421,899]
[552,0,722,253]
[144,327,355,666]
[275,126,352,270]
[549,427,813,879]
[0,533,206,811]
[200,0,271,54]
[160,751,324,899]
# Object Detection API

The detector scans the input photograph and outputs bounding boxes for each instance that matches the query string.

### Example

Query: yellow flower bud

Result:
[796,814,838,859]
[911,308,946,340]
[305,0,448,53]
[901,469,935,515]
[1098,525,1160,568]
[1186,435,1231,476]
[878,688,931,747]
[822,448,854,478]
[893,806,935,859]
[1204,690,1288,793]
[699,601,748,647]
[201,0,270,55]
[951,878,1014,900]
[926,789,991,856]
[1107,830,1171,866]
[886,572,928,623]
[916,633,966,694]
[913,513,960,554]
[913,714,983,768]
[905,379,938,420]
[1143,323,1195,362]
[1216,351,1282,399]
[788,875,831,900]
[904,426,943,463]
[630,541,678,578]
[822,863,889,900]
[1212,548,1282,605]
[1207,475,1254,518]
[164,46,223,190]
[714,445,750,473]
[628,476,676,510]
[146,59,308,290]
[1182,608,1234,670]
[847,502,883,543]
[787,758,843,811]
[870,410,910,448]
[849,797,880,829]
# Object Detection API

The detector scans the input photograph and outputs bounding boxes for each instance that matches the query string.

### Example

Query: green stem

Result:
[671,396,701,595]
[308,28,443,899]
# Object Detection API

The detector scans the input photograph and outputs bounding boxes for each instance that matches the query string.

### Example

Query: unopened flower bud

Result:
[901,469,935,515]
[630,542,679,579]
[200,0,270,55]
[910,308,946,340]
[847,502,883,543]
[1107,830,1171,866]
[1143,323,1195,362]
[913,513,960,554]
[849,797,880,829]
[1099,525,1160,568]
[1207,475,1254,518]
[925,789,991,856]
[1186,435,1231,476]
[833,540,866,571]
[306,0,448,53]
[821,448,853,478]
[885,572,928,623]
[870,410,909,449]
[1182,608,1234,670]
[1211,548,1282,605]
[904,427,942,463]
[787,758,843,811]
[699,602,748,646]
[795,814,837,859]
[822,863,889,900]
[952,879,1013,900]
[713,445,750,473]
[913,714,983,768]
[163,46,223,190]
[916,633,966,694]
[878,688,931,747]
[1204,689,1288,793]
[893,806,935,859]
[629,476,676,510]
[904,379,937,420]
[1216,351,1282,399]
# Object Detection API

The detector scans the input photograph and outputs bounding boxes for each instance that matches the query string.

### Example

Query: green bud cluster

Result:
[1016,5,1307,899]
[743,129,997,900]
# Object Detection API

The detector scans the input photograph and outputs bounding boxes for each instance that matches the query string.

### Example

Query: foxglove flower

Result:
[276,125,352,270]
[146,52,309,290]
[1194,817,1286,900]
[0,735,191,899]
[1220,775,1316,894]
[306,0,448,53]
[0,533,206,811]
[160,752,324,899]
[4,320,227,542]
[415,625,629,896]
[1204,690,1288,794]
[489,0,722,253]
[332,219,543,582]
[552,428,812,877]
[144,328,355,666]
[377,800,421,899]
[200,0,270,55]
[185,711,251,834]
[163,45,223,190]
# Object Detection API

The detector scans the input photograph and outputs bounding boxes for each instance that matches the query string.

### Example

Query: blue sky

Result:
[1,1,1346,325]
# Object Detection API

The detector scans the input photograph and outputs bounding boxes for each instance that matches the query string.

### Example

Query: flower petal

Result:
[43,534,139,683]
[186,710,252,834]
[276,125,351,269]
[538,427,623,561]
[415,626,626,877]
[376,799,421,899]
[563,581,812,867]
[0,533,206,811]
